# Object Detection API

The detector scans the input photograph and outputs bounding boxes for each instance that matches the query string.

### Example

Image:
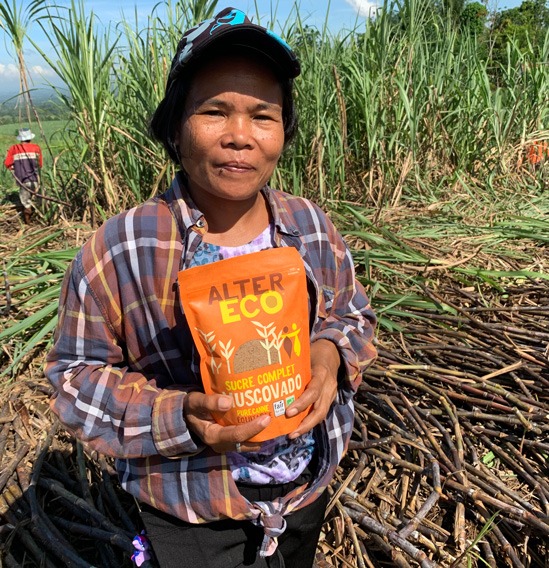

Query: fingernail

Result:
[286,407,298,417]
[218,396,233,411]
[259,415,271,427]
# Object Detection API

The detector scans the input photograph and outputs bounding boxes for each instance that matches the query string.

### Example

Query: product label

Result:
[178,247,311,442]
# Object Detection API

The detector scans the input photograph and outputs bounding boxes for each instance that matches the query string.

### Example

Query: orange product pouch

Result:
[178,247,311,442]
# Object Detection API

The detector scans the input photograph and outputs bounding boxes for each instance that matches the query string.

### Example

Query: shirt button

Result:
[196,219,205,228]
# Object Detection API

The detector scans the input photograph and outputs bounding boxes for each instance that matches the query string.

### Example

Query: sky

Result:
[0,0,525,99]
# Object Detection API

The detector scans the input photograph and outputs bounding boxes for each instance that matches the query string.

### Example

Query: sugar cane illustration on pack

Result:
[178,247,312,442]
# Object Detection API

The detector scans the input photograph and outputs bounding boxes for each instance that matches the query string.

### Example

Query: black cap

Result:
[167,7,301,89]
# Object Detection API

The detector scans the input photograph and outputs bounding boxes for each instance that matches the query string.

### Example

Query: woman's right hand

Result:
[183,392,270,453]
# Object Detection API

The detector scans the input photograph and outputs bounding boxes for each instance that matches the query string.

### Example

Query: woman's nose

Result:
[221,116,253,148]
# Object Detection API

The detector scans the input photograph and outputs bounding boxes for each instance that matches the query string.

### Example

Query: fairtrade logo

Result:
[273,400,286,417]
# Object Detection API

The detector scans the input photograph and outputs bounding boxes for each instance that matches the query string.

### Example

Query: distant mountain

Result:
[0,87,63,105]
[0,89,69,125]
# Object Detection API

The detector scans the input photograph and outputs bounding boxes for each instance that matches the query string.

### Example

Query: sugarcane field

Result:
[1,1,548,567]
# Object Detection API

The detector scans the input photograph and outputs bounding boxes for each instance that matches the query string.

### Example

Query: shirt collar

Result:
[165,172,206,234]
[261,186,303,239]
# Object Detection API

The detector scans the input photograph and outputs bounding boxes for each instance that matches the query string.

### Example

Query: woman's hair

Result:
[149,48,298,165]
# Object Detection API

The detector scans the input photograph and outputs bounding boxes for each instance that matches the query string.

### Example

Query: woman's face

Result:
[175,54,285,207]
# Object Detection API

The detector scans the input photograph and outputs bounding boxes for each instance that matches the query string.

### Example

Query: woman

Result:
[45,8,377,568]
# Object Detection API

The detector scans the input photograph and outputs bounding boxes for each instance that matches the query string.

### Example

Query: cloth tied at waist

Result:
[252,505,287,557]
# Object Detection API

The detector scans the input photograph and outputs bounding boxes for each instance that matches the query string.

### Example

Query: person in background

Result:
[45,7,377,568]
[3,127,43,224]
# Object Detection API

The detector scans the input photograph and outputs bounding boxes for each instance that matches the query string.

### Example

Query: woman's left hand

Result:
[286,339,341,439]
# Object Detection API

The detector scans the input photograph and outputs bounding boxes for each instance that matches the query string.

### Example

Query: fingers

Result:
[285,376,321,418]
[287,395,332,440]
[184,392,271,453]
[287,411,321,440]
[185,392,233,418]
[203,415,270,452]
[285,366,336,419]
[285,344,340,439]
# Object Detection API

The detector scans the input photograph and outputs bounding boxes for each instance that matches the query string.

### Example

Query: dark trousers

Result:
[139,475,328,568]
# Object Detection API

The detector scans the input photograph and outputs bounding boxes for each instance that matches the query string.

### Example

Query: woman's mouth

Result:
[218,161,254,173]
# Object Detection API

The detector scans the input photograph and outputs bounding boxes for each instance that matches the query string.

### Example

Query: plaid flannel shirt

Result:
[45,173,377,552]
